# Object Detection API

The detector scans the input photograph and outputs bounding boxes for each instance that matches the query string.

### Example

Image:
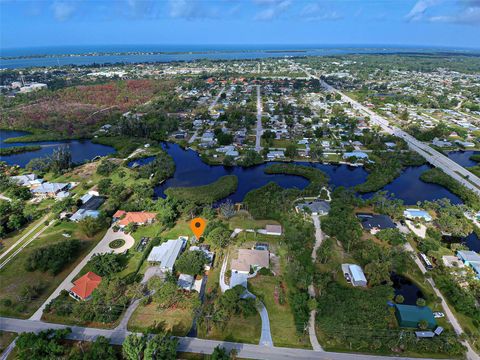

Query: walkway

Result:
[255,85,263,152]
[308,215,325,351]
[30,226,135,321]
[0,316,446,360]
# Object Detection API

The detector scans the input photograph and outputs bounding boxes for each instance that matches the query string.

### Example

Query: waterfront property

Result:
[295,200,330,216]
[69,272,102,301]
[357,213,396,234]
[394,304,436,329]
[403,209,432,222]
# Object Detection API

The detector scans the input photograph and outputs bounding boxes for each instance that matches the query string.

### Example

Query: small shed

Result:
[395,304,436,329]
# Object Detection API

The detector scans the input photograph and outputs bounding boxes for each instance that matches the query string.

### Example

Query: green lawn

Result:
[161,220,191,240]
[0,221,107,318]
[227,214,279,230]
[0,331,16,354]
[249,275,311,349]
[197,313,261,344]
[0,215,49,256]
[128,301,193,336]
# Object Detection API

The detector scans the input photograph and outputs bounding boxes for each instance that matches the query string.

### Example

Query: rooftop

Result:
[70,272,102,300]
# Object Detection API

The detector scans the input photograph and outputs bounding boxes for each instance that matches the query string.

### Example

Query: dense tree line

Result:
[420,168,480,210]
[25,239,81,275]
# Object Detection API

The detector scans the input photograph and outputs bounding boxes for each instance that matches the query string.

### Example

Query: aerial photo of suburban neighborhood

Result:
[1,1,480,360]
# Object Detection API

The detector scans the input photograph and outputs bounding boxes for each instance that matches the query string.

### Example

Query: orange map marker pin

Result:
[190,217,206,239]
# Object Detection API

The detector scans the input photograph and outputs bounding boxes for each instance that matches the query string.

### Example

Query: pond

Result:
[363,165,462,205]
[0,130,116,167]
[154,143,463,206]
[442,232,480,252]
[447,151,479,168]
[391,273,424,305]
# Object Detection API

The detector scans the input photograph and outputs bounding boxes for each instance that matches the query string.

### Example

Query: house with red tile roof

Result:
[113,210,156,228]
[69,272,102,301]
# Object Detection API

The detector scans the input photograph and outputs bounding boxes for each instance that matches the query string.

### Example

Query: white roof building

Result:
[147,237,186,271]
[177,273,195,291]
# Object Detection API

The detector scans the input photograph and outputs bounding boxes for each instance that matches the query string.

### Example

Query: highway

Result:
[295,64,480,196]
[0,317,443,360]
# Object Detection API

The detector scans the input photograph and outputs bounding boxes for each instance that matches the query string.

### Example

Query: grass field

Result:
[0,221,106,318]
[249,275,311,349]
[128,301,193,336]
[197,313,261,344]
[0,331,16,354]
[227,214,280,230]
[0,214,49,256]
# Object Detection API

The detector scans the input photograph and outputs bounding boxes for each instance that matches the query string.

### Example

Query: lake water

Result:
[391,273,424,305]
[447,151,479,168]
[2,132,478,250]
[0,130,116,167]
[154,143,463,206]
[2,45,475,69]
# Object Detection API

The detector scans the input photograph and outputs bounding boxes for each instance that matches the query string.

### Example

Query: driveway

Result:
[308,215,325,351]
[219,253,273,347]
[29,226,134,320]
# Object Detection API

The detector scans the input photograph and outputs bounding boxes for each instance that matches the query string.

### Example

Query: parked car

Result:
[433,312,445,318]
[344,273,351,282]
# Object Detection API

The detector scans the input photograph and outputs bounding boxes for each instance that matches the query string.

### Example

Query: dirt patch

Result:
[67,162,98,179]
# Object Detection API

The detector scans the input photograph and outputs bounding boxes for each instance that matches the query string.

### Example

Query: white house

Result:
[147,237,187,272]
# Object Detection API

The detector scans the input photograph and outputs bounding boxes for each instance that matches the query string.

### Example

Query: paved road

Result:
[403,243,479,360]
[0,337,16,360]
[0,217,54,270]
[295,64,480,196]
[255,85,263,152]
[308,215,324,352]
[0,316,445,360]
[0,215,49,261]
[209,86,225,111]
[30,227,135,321]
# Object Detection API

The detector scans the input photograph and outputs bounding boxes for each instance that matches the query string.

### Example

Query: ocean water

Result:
[2,44,478,69]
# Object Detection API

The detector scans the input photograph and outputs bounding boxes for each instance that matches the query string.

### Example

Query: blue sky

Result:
[1,0,479,50]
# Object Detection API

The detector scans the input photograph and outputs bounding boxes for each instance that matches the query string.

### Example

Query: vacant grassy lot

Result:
[128,301,193,336]
[249,275,311,349]
[0,220,106,318]
[227,214,280,230]
[198,313,261,344]
[0,331,16,354]
[0,215,48,256]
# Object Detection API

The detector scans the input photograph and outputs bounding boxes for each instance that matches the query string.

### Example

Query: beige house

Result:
[231,249,269,275]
